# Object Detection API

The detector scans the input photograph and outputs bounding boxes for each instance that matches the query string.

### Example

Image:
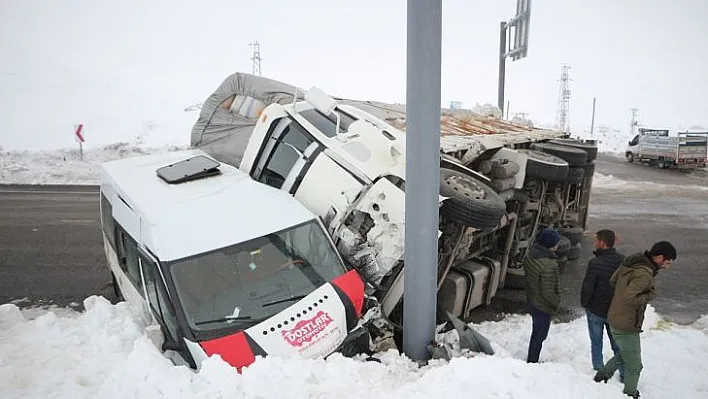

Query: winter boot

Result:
[593,371,610,383]
[625,391,640,398]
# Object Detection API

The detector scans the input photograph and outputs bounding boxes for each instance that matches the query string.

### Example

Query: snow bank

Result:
[572,126,629,155]
[593,173,708,193]
[2,296,707,399]
[0,142,186,185]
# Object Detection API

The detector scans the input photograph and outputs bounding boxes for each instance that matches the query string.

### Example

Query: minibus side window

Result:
[115,228,143,293]
[141,256,179,342]
[99,193,116,248]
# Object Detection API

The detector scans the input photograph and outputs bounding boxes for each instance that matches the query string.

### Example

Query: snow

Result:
[1,296,707,398]
[593,172,708,192]
[0,141,187,185]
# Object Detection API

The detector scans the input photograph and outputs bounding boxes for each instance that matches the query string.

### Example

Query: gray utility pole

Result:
[590,97,596,135]
[403,0,442,362]
[497,21,508,115]
[497,0,532,114]
[630,108,639,136]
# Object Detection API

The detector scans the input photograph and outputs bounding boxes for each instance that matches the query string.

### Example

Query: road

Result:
[1,156,707,324]
[0,185,113,308]
[471,154,708,325]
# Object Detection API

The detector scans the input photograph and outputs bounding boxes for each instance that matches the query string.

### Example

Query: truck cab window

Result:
[258,123,314,188]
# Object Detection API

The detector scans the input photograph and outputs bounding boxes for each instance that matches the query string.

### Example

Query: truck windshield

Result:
[168,220,347,332]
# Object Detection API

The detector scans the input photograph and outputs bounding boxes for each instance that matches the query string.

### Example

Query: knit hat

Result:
[537,228,561,248]
[648,241,677,260]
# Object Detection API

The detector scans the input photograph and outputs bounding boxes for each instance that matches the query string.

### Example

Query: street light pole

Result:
[497,22,508,114]
[403,0,442,362]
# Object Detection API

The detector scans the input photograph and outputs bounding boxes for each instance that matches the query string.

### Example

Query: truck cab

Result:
[99,149,369,371]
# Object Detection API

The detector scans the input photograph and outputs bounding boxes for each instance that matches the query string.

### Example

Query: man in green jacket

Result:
[594,241,677,398]
[524,227,561,363]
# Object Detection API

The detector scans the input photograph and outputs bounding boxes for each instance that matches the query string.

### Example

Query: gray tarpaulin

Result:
[190,72,301,167]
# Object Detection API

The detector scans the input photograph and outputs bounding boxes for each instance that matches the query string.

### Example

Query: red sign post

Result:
[74,124,85,161]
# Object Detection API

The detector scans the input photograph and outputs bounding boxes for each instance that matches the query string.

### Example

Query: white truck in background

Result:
[625,128,708,170]
[190,72,599,352]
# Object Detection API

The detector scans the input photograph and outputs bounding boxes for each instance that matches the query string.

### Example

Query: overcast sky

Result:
[1,0,706,149]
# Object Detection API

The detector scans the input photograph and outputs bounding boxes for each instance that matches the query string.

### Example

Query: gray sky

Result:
[1,0,706,149]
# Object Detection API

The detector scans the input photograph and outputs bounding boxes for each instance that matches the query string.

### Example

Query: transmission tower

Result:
[249,41,262,76]
[555,64,572,133]
[630,108,639,136]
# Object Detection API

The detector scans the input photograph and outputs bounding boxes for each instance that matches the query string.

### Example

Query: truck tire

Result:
[548,139,599,162]
[558,225,583,245]
[518,149,569,182]
[492,176,517,192]
[557,255,569,274]
[556,235,572,256]
[581,162,595,177]
[499,189,515,202]
[626,152,634,163]
[504,268,526,290]
[567,242,582,260]
[531,142,588,167]
[492,160,520,179]
[478,160,493,175]
[565,167,585,185]
[439,168,506,229]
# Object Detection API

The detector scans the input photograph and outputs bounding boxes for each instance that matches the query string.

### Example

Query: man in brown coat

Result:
[593,241,677,398]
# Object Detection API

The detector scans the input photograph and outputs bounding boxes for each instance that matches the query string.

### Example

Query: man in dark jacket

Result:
[581,229,625,380]
[594,241,677,398]
[524,227,561,363]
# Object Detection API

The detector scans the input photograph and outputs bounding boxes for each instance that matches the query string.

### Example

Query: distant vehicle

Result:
[189,73,600,351]
[625,128,707,170]
[99,149,370,372]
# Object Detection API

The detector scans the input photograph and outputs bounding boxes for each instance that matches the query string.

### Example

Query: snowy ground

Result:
[0,140,626,186]
[1,297,707,399]
[0,142,187,185]
[3,147,708,398]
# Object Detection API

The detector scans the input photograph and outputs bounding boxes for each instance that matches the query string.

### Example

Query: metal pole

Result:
[79,141,83,162]
[590,97,596,136]
[403,0,442,362]
[497,22,507,114]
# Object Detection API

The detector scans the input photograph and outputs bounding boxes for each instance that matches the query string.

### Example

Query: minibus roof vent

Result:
[156,155,222,184]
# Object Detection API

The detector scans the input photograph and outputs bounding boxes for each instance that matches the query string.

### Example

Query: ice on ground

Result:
[1,296,707,399]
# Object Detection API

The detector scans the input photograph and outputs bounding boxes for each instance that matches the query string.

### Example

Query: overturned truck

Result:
[189,72,598,345]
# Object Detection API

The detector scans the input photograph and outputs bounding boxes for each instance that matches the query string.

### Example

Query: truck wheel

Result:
[439,168,506,229]
[558,225,583,245]
[565,167,586,185]
[492,176,517,192]
[492,160,521,179]
[581,162,595,177]
[548,139,598,162]
[626,152,634,163]
[567,242,582,260]
[518,149,569,182]
[504,268,526,290]
[556,235,572,256]
[532,142,588,166]
[557,256,569,274]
